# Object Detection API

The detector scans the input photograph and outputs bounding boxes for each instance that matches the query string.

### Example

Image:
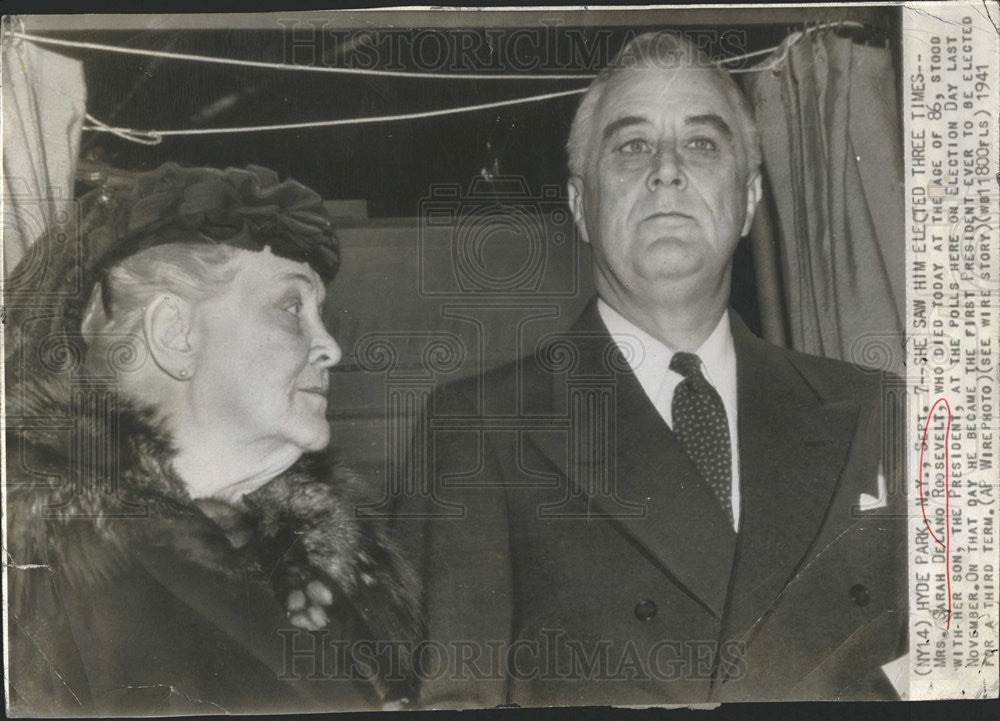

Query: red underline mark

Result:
[917,397,953,630]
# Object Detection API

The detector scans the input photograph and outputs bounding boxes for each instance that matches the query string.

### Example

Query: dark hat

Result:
[89,162,340,286]
[3,163,340,395]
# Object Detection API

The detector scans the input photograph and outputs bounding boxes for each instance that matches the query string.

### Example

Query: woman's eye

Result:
[284,300,303,316]
[618,139,651,154]
[687,137,718,151]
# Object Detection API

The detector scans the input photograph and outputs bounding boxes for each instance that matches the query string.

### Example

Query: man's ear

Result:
[741,171,763,237]
[566,175,591,245]
[144,294,196,380]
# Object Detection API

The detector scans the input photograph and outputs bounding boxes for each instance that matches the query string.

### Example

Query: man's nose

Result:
[647,145,687,191]
[310,325,343,369]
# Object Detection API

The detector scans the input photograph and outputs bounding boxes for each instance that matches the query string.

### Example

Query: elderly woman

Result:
[5,164,420,715]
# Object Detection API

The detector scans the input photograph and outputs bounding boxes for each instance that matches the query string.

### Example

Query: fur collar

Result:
[6,373,422,701]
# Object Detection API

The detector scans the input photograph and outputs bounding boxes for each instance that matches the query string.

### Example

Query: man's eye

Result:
[687,137,718,151]
[618,139,652,154]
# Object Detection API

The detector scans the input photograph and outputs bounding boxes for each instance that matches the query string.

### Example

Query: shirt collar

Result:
[596,298,736,398]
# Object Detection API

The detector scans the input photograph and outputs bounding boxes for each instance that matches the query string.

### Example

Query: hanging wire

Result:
[7,20,866,81]
[722,19,866,74]
[80,87,590,140]
[3,31,598,81]
[84,112,163,145]
[10,19,870,144]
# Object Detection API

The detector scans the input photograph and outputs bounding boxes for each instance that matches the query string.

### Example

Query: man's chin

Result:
[639,242,706,279]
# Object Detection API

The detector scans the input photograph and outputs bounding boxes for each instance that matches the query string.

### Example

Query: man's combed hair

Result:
[566,31,762,177]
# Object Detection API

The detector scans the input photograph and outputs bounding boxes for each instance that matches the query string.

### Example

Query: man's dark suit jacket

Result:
[396,300,907,707]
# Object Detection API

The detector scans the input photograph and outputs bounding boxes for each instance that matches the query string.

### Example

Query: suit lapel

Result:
[716,315,861,679]
[524,302,736,618]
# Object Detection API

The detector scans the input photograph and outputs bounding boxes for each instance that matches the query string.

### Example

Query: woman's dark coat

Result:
[6,375,421,716]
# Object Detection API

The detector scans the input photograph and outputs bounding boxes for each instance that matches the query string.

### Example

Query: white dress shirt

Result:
[597,299,741,531]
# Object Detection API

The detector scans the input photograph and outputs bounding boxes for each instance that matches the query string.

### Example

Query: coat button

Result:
[849,584,870,607]
[634,599,658,622]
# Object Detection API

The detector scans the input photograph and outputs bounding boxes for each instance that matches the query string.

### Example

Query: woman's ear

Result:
[566,175,591,245]
[144,294,196,380]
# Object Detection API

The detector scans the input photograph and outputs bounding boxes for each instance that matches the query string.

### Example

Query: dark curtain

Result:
[743,31,905,374]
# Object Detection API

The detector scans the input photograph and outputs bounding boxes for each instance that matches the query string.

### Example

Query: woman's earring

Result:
[178,368,190,379]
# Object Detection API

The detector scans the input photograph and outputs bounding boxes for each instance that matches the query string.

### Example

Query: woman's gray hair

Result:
[82,243,242,365]
[566,31,761,177]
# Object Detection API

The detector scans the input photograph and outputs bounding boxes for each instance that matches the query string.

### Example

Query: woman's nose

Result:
[647,145,687,191]
[310,326,342,369]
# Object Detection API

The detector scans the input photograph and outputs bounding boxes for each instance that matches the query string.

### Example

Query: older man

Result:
[399,32,907,707]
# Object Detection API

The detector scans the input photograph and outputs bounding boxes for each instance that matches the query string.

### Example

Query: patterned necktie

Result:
[669,351,733,524]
